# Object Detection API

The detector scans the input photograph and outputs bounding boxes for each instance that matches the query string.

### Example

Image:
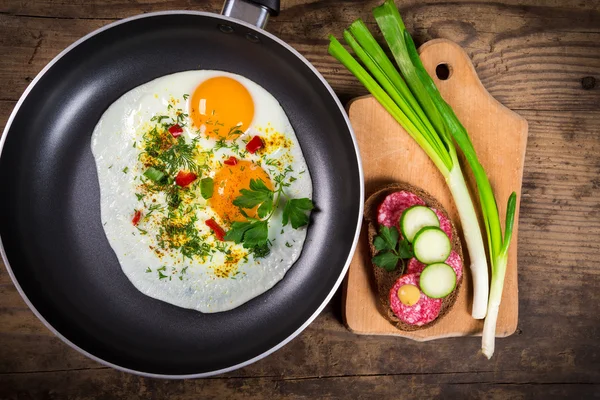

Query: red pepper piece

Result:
[245,136,264,154]
[168,124,183,137]
[175,170,197,187]
[223,156,238,166]
[132,210,142,226]
[205,219,226,241]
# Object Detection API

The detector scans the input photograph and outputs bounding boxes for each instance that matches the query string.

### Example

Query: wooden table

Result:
[1,0,599,398]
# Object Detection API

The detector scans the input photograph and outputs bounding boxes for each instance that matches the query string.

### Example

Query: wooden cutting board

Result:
[343,39,528,341]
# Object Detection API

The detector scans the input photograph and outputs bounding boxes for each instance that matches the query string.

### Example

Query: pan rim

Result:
[0,10,364,379]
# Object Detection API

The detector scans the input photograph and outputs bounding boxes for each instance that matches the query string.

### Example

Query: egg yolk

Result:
[210,160,273,223]
[190,77,254,140]
[398,284,421,306]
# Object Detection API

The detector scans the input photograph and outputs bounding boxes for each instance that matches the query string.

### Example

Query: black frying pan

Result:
[0,0,363,378]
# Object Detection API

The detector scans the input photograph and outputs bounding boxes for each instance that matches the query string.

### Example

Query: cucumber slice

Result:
[413,227,451,264]
[419,262,457,298]
[400,205,440,242]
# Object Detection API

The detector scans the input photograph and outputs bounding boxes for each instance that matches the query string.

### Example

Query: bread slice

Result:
[365,183,464,331]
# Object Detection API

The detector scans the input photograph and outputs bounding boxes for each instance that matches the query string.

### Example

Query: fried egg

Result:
[91,70,312,313]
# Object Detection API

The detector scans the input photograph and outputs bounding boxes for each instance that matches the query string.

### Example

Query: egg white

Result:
[91,70,312,313]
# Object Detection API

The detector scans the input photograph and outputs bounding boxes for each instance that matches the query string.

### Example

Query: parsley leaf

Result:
[242,221,269,248]
[224,221,254,243]
[397,238,413,259]
[225,221,271,253]
[233,178,274,209]
[282,198,314,229]
[229,174,314,252]
[372,251,401,271]
[257,198,273,219]
[373,236,388,251]
[249,177,271,192]
[376,226,399,250]
[371,226,412,271]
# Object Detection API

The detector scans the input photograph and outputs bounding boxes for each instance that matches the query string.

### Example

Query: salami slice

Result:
[406,257,425,275]
[389,273,442,326]
[377,191,425,228]
[405,250,463,281]
[432,208,452,240]
[445,250,463,281]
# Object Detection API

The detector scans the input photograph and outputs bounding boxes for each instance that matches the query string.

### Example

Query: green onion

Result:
[329,6,489,320]
[401,28,518,358]
[329,0,517,358]
[143,167,165,182]
[481,193,516,358]
[370,0,489,319]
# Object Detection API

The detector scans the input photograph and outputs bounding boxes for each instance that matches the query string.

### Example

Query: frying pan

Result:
[0,0,363,378]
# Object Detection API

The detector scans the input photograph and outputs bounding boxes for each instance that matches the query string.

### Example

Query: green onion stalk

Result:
[397,9,518,357]
[329,0,517,358]
[329,16,489,318]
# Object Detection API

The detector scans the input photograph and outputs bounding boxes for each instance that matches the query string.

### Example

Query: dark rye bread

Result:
[365,183,464,331]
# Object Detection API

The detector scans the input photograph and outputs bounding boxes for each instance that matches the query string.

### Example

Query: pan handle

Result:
[221,0,279,29]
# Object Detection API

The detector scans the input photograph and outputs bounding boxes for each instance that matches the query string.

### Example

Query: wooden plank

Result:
[1,369,599,400]
[0,1,599,109]
[3,0,600,21]
[343,39,526,340]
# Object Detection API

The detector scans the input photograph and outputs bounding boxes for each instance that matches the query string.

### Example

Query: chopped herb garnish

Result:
[143,167,166,182]
[200,177,214,199]
[122,166,129,174]
[252,243,271,258]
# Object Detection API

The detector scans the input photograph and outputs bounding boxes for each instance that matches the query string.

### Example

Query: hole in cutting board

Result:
[436,63,451,80]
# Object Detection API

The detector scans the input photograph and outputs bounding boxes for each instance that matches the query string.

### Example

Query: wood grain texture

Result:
[343,39,526,340]
[1,1,599,110]
[1,0,600,398]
